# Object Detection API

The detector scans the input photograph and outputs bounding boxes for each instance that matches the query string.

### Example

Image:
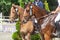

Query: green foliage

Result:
[16,21,20,31]
[42,0,57,11]
[12,20,41,40]
[18,0,25,8]
[31,34,40,40]
[47,0,58,11]
[12,31,22,40]
[12,21,22,40]
[0,0,19,16]
[30,0,34,2]
[0,0,11,16]
[18,0,34,8]
[44,0,50,12]
[12,31,19,40]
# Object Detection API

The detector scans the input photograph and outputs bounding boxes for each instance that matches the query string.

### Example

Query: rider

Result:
[51,0,60,26]
[33,0,44,9]
[51,0,60,36]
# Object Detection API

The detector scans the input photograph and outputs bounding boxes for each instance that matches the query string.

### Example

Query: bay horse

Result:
[23,2,57,40]
[10,4,34,40]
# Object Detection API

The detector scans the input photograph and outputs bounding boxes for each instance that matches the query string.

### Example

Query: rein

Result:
[37,13,54,20]
[22,3,54,24]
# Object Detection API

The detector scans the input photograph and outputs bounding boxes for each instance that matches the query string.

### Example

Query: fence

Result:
[0,13,18,33]
[2,23,17,33]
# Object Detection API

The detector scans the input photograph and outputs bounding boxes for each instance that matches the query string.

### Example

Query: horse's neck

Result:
[32,5,47,24]
[17,6,24,20]
[18,6,24,14]
[33,6,47,18]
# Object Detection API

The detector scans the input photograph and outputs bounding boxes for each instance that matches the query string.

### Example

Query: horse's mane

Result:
[33,4,46,15]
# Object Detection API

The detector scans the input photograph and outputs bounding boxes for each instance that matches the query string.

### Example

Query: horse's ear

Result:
[28,2,32,5]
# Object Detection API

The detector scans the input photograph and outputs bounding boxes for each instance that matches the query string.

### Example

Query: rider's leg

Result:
[52,13,60,36]
[54,13,60,28]
[55,13,60,22]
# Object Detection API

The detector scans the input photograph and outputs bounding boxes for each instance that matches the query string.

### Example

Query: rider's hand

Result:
[51,11,56,14]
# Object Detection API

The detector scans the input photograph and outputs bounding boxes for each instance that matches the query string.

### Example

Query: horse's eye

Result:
[26,10,29,12]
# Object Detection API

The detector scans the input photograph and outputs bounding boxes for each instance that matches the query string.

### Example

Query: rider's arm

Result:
[54,0,60,13]
[51,0,60,13]
[54,6,60,13]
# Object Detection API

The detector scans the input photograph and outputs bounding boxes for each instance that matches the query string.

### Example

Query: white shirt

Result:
[58,0,60,6]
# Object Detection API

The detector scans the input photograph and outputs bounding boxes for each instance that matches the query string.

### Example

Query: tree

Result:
[47,0,58,11]
[0,0,19,16]
[0,0,11,16]
[18,0,34,8]
[44,0,50,12]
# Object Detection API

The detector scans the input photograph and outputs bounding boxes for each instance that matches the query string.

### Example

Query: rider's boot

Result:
[52,21,59,36]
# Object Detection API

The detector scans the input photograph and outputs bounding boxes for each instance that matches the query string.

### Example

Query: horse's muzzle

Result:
[22,19,27,24]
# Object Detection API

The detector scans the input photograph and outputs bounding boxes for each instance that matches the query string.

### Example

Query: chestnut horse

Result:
[23,2,57,40]
[10,4,34,40]
[10,4,24,22]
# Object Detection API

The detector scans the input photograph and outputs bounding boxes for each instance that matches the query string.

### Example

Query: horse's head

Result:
[22,2,33,23]
[22,2,47,23]
[9,5,19,22]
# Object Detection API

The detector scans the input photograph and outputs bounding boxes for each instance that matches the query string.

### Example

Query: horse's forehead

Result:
[23,9,29,16]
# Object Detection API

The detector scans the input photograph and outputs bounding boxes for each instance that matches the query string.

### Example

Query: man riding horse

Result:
[51,0,60,36]
[10,2,58,40]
